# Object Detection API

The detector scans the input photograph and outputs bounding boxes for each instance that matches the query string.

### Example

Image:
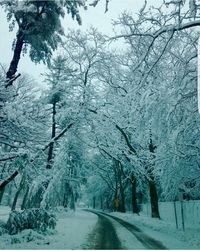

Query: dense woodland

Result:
[0,0,200,233]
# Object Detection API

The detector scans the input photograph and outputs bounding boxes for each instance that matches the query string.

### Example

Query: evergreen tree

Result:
[1,0,85,85]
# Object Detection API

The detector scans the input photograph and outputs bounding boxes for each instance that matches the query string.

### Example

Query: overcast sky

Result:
[0,0,160,83]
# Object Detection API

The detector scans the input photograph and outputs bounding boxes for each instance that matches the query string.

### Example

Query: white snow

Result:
[1,206,200,249]
[0,206,11,222]
[109,216,146,249]
[141,200,200,230]
[0,208,98,249]
[110,211,200,249]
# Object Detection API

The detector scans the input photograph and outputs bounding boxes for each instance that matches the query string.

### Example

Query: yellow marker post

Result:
[115,197,119,209]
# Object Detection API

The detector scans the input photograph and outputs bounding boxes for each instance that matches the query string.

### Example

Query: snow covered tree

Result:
[0,71,49,206]
[0,0,85,85]
[43,55,76,169]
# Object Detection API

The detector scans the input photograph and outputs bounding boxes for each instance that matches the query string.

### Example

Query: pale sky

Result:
[0,0,160,83]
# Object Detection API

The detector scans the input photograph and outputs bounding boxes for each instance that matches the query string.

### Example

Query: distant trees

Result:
[73,24,200,216]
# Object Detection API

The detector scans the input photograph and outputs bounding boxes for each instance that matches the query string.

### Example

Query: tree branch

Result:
[110,19,200,41]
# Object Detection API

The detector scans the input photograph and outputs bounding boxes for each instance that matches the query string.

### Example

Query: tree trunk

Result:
[100,196,103,210]
[11,178,24,211]
[106,196,110,210]
[6,29,24,85]
[46,101,56,169]
[114,191,119,211]
[120,189,126,213]
[137,191,143,212]
[70,189,75,211]
[148,133,160,218]
[113,163,119,212]
[63,182,70,208]
[0,170,19,191]
[118,171,126,212]
[131,176,139,214]
[21,187,29,210]
[118,162,126,213]
[93,196,96,209]
[11,188,21,211]
[149,179,160,218]
[0,187,5,205]
[7,182,14,207]
[63,192,68,208]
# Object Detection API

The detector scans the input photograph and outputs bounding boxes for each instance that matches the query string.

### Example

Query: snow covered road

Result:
[86,211,123,249]
[86,210,166,249]
[1,208,164,249]
[1,207,199,249]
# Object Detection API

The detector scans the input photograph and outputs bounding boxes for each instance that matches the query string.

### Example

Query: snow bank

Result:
[110,211,200,249]
[141,200,200,230]
[0,209,97,249]
[0,206,11,222]
[0,229,48,249]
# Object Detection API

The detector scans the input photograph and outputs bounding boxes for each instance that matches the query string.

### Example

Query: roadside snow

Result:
[2,206,199,249]
[0,208,98,249]
[0,206,11,222]
[110,212,200,249]
[110,218,146,249]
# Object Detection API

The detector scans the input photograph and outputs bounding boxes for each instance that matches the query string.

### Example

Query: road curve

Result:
[85,209,167,250]
[86,211,123,249]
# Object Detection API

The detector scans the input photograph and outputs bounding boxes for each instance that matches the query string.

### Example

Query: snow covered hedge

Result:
[6,209,56,235]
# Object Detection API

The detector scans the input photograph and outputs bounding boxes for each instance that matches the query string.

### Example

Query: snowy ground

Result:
[0,207,98,249]
[110,211,200,249]
[111,219,145,250]
[1,206,200,249]
[0,206,11,222]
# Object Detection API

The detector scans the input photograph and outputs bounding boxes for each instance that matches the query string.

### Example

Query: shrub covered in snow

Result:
[0,220,8,236]
[6,209,56,235]
[10,229,45,244]
[0,229,48,248]
[10,229,44,244]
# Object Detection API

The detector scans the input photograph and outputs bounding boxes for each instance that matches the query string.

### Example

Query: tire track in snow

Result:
[85,211,123,249]
[85,209,167,250]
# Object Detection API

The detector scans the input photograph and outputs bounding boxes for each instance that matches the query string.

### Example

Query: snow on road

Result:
[86,211,123,249]
[98,213,146,249]
[0,208,98,249]
[113,219,146,250]
[87,210,166,249]
[1,206,200,249]
[110,211,200,249]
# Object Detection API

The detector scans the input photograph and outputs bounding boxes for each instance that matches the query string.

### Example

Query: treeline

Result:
[0,0,200,223]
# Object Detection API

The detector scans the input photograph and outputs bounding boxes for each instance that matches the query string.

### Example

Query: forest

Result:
[0,0,200,249]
